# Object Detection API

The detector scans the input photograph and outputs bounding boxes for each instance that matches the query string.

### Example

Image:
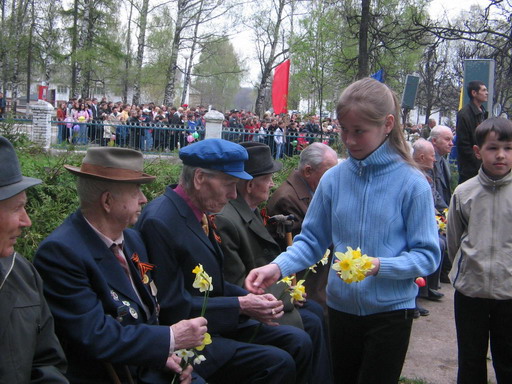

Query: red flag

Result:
[272,59,290,114]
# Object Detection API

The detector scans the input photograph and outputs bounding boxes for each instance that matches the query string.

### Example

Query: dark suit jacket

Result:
[456,102,486,182]
[433,152,451,207]
[34,210,172,384]
[266,170,331,310]
[215,195,303,328]
[136,186,253,378]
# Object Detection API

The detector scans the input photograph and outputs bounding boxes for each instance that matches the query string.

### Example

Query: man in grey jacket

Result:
[0,136,68,383]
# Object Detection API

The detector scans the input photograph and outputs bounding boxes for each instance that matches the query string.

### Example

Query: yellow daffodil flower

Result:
[332,247,375,284]
[319,249,330,265]
[176,349,194,361]
[193,355,206,365]
[195,332,212,352]
[278,276,294,286]
[192,264,213,293]
[289,280,306,303]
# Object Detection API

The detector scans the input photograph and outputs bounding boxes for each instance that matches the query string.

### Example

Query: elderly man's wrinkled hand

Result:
[239,293,284,325]
[166,355,193,384]
[171,317,208,350]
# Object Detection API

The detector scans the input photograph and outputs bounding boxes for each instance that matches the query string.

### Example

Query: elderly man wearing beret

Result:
[137,138,313,384]
[0,136,68,383]
[34,147,207,384]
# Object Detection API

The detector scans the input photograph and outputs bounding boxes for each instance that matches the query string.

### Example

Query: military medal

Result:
[110,290,119,301]
[131,253,155,284]
[129,307,138,319]
[122,300,131,307]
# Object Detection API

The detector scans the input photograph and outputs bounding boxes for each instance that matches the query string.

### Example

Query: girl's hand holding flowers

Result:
[332,247,378,283]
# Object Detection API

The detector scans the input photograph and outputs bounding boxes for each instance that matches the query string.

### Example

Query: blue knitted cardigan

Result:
[274,140,441,316]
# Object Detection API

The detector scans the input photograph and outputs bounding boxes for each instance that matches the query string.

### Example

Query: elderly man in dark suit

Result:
[34,147,207,384]
[215,142,332,383]
[266,143,338,310]
[430,125,453,207]
[0,136,68,383]
[136,138,313,384]
[429,125,454,283]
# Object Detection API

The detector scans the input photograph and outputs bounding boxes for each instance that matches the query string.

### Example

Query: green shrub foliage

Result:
[15,147,302,260]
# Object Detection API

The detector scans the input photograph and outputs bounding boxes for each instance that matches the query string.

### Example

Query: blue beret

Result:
[179,139,252,180]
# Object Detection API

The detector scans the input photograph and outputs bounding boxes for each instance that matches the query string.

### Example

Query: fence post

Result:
[29,100,54,149]
[204,110,225,139]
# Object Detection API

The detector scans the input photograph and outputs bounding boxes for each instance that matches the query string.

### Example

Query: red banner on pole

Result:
[272,59,290,115]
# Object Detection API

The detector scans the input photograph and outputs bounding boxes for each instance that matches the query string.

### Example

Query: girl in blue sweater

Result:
[246,78,440,383]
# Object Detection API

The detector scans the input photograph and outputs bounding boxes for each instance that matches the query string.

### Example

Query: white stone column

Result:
[29,100,55,149]
[204,110,225,139]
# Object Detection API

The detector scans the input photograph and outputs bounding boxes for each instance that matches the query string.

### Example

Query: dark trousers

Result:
[300,300,333,383]
[201,323,312,384]
[454,290,512,384]
[328,307,413,384]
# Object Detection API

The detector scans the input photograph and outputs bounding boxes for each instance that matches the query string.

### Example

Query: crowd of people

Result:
[54,98,340,158]
[2,77,511,384]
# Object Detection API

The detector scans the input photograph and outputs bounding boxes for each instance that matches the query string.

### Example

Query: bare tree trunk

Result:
[10,0,30,112]
[122,0,134,104]
[163,0,185,106]
[254,0,286,117]
[181,0,203,105]
[0,0,6,92]
[132,0,149,105]
[80,0,94,98]
[26,0,34,104]
[357,0,370,79]
[70,0,80,98]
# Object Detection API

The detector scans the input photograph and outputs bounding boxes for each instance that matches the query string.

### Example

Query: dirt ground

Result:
[401,282,497,384]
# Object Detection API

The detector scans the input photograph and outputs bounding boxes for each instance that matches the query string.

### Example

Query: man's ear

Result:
[193,168,204,190]
[473,145,482,160]
[101,190,113,213]
[303,164,313,178]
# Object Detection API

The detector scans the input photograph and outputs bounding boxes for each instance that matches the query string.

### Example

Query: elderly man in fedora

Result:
[34,147,207,384]
[215,142,333,383]
[0,136,68,383]
[136,138,313,384]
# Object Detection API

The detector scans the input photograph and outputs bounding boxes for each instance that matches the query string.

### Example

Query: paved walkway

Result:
[401,282,497,384]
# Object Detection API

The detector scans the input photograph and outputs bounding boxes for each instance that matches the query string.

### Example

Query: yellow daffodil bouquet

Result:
[331,246,375,284]
[171,264,213,383]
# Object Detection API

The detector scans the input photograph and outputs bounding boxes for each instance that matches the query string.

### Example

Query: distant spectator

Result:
[456,80,489,183]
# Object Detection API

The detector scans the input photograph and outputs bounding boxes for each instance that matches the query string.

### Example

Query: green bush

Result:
[15,144,302,260]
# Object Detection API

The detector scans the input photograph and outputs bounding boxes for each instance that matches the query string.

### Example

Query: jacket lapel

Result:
[73,211,144,306]
[165,187,217,254]
[231,196,277,246]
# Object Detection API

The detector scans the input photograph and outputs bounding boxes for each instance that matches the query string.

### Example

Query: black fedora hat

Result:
[240,142,282,177]
[0,136,42,201]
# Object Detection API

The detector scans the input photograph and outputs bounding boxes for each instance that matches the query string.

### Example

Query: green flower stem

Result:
[200,289,210,317]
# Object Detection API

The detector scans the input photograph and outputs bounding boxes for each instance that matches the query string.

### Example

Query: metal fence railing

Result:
[2,117,342,157]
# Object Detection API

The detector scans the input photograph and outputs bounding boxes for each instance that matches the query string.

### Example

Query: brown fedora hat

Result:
[64,147,155,184]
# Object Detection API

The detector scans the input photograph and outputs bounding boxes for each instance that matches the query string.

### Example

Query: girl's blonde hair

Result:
[336,78,413,164]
